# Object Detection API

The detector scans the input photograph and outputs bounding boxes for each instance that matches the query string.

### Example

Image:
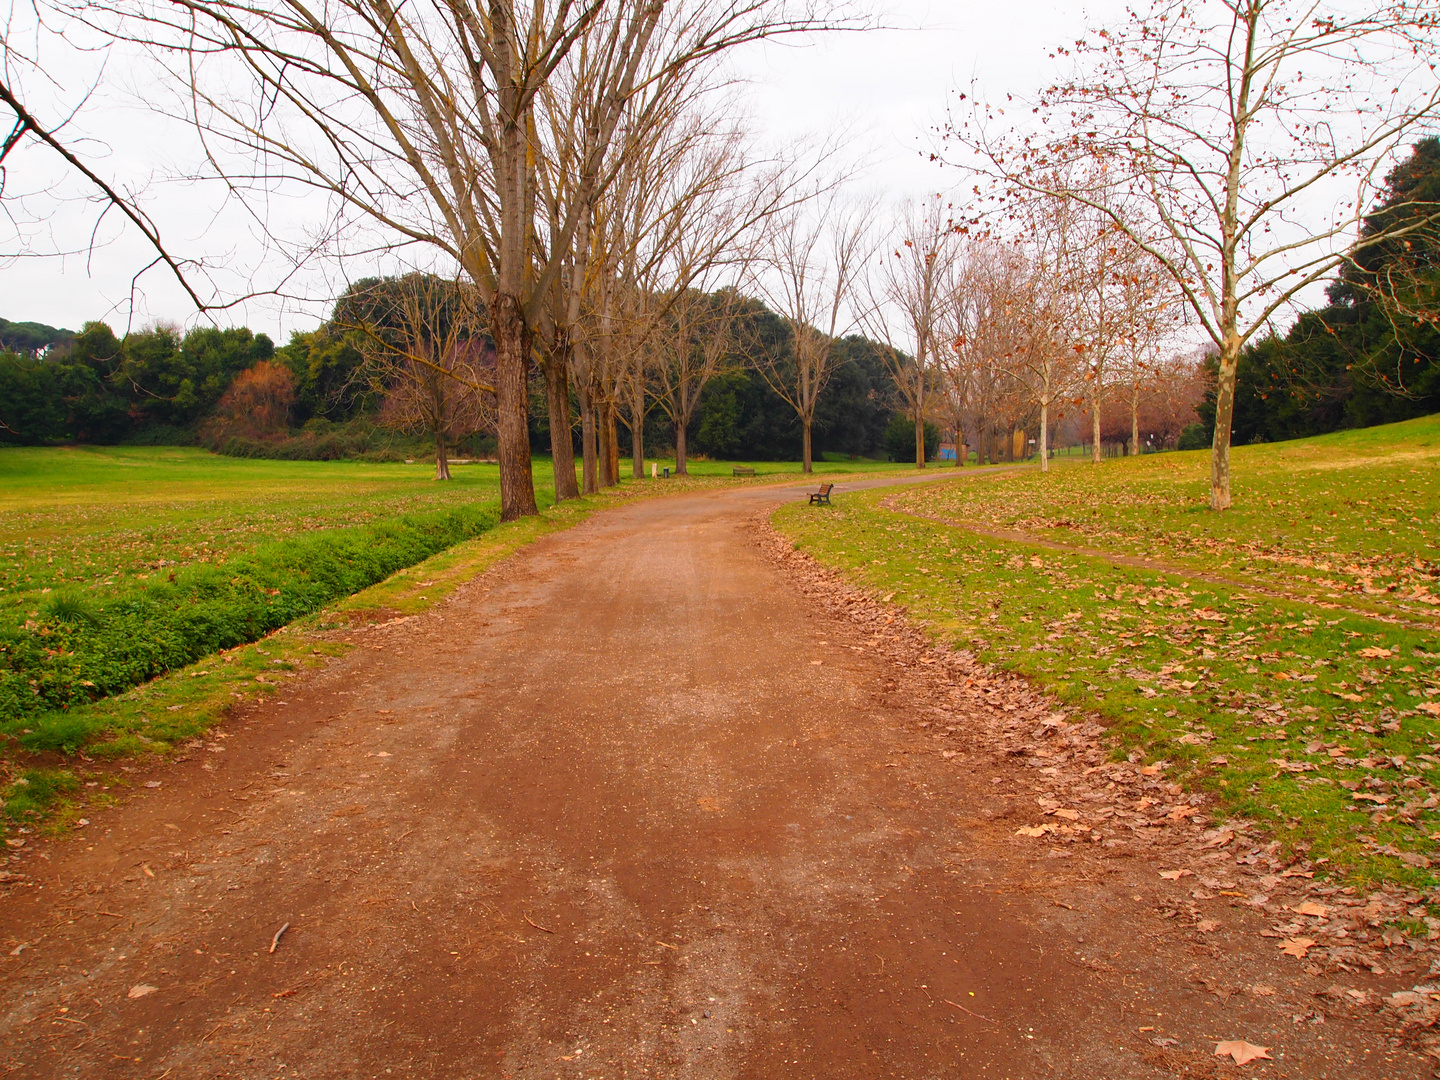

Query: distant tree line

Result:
[0,289,899,463]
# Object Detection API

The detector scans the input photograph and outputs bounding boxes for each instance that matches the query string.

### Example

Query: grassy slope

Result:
[774,416,1440,890]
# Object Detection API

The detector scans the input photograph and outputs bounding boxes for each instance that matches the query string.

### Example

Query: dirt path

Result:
[0,481,1432,1079]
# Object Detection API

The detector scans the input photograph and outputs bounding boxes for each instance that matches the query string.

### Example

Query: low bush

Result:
[0,502,498,736]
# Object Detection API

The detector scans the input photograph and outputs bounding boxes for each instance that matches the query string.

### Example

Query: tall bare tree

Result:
[101,0,854,518]
[951,0,1440,508]
[863,199,958,468]
[752,192,873,473]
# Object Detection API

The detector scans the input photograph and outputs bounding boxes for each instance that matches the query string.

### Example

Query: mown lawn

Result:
[773,416,1440,890]
[889,415,1440,623]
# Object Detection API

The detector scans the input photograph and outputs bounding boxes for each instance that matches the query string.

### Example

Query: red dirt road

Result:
[0,481,1429,1078]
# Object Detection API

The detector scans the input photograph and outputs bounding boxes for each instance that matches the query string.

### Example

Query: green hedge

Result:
[0,503,498,740]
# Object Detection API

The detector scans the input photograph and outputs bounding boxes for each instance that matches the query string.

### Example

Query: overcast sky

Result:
[1,1,1122,340]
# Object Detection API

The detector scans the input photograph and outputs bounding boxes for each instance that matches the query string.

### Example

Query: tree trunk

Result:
[598,400,617,487]
[1210,339,1239,510]
[544,353,579,501]
[802,420,813,474]
[1038,402,1049,473]
[579,383,598,496]
[959,441,967,467]
[435,432,451,481]
[606,407,620,486]
[1091,396,1103,464]
[1131,397,1141,458]
[675,418,688,475]
[914,415,925,468]
[631,377,645,479]
[490,292,538,520]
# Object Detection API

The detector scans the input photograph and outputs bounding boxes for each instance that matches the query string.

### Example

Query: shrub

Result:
[1177,422,1210,451]
[0,503,498,734]
[884,414,939,462]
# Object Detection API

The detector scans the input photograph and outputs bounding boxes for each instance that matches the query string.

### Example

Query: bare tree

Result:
[340,274,495,479]
[98,0,855,518]
[863,199,957,468]
[752,192,874,473]
[993,197,1084,472]
[950,0,1440,507]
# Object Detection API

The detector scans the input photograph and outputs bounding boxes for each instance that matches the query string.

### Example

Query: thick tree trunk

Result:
[607,408,620,486]
[1131,399,1140,458]
[435,432,451,481]
[490,293,538,520]
[801,421,813,474]
[1038,402,1049,473]
[675,419,688,475]
[579,383,598,496]
[1091,397,1103,464]
[1210,339,1240,510]
[543,353,579,501]
[914,415,925,468]
[631,378,645,479]
[598,400,616,487]
[959,441,968,467]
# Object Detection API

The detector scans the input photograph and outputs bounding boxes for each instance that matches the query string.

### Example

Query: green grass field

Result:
[0,446,914,622]
[774,416,1440,890]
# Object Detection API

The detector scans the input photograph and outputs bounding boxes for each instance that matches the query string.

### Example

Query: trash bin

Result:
[663,467,670,479]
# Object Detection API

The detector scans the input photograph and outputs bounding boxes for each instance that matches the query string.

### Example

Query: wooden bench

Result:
[732,466,756,477]
[808,483,834,505]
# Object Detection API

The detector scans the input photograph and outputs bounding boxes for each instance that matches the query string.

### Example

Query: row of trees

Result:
[863,198,1201,470]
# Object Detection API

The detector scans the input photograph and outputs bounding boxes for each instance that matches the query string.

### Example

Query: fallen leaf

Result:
[1294,901,1328,918]
[127,984,158,999]
[375,751,392,758]
[1015,825,1052,838]
[1280,937,1316,958]
[1419,702,1440,717]
[1202,829,1236,849]
[1358,647,1393,659]
[1159,869,1193,880]
[1337,692,1365,703]
[1167,806,1198,821]
[1196,919,1219,933]
[1250,984,1276,996]
[1051,808,1080,821]
[1140,764,1163,776]
[1215,1040,1271,1065]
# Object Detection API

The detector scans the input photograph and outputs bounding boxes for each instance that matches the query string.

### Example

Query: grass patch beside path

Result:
[889,415,1440,625]
[774,423,1440,891]
[0,497,600,835]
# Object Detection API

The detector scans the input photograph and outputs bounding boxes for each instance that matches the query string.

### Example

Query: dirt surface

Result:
[2,478,1437,1079]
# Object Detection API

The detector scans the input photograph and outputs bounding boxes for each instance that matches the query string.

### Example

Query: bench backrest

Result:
[818,483,833,494]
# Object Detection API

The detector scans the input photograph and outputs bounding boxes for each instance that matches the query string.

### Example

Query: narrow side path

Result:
[0,481,1423,1079]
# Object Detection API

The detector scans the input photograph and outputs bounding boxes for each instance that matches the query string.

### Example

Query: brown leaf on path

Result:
[1215,1040,1271,1065]
[127,984,158,999]
[1280,937,1316,957]
[1195,919,1219,933]
[1294,901,1328,918]
[1201,828,1235,848]
[1158,868,1193,880]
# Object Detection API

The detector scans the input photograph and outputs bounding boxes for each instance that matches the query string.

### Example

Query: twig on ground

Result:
[944,999,997,1025]
[524,913,556,934]
[269,922,290,954]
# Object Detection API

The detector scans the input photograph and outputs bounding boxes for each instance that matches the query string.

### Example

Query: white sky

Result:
[0,1,1124,340]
